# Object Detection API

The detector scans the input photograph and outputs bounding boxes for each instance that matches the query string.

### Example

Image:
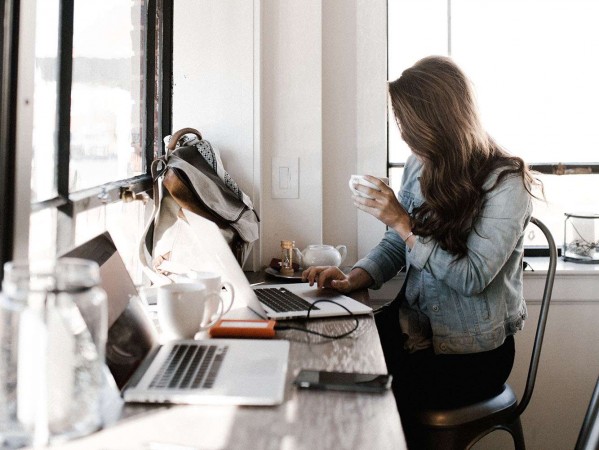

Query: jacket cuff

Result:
[407,236,435,270]
[353,258,385,290]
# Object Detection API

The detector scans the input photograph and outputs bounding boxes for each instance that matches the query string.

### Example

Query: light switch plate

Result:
[271,156,299,199]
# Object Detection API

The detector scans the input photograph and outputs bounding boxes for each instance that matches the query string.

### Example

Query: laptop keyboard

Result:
[149,343,228,390]
[254,287,320,313]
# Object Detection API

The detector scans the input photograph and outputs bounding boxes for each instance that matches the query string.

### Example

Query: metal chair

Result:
[414,217,557,450]
[575,374,599,450]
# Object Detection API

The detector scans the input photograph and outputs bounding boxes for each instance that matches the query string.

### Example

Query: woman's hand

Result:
[301,266,352,293]
[352,175,412,239]
[302,266,374,294]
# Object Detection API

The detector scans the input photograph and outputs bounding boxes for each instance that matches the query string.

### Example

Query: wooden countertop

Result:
[57,271,406,450]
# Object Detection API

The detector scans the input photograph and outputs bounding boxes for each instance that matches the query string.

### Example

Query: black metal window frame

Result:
[388,162,599,175]
[0,0,174,281]
[34,0,173,247]
[0,0,20,282]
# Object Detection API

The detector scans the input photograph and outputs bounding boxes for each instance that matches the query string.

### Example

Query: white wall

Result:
[172,0,259,267]
[501,300,599,449]
[260,0,324,265]
[172,1,255,196]
[260,0,387,266]
[173,0,387,269]
[322,0,387,262]
[479,268,599,450]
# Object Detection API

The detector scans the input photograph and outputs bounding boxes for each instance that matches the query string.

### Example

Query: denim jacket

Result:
[355,155,531,354]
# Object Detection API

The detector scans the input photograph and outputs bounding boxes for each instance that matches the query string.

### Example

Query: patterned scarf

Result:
[163,133,255,210]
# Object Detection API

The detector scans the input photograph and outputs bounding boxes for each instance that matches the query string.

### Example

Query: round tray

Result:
[265,267,304,281]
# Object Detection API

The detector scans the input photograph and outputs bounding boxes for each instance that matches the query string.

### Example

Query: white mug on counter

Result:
[348,174,389,199]
[157,283,224,340]
[188,271,235,316]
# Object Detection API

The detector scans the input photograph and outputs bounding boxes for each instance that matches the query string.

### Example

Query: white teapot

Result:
[295,244,347,268]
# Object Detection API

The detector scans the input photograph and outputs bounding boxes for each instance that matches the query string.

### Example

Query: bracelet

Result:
[403,231,414,242]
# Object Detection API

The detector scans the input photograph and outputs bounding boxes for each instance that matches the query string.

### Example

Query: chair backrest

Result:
[514,216,557,417]
[575,374,599,450]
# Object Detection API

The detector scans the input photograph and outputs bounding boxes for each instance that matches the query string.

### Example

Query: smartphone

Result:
[293,369,392,393]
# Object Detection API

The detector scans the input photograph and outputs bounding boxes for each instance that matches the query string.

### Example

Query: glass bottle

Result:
[0,258,107,447]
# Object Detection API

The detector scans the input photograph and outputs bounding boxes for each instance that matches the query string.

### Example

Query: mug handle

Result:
[220,281,235,314]
[198,293,224,331]
[348,176,359,195]
[292,247,303,268]
[336,245,347,264]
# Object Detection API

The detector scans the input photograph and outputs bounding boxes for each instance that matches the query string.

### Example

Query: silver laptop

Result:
[156,209,372,321]
[63,233,289,406]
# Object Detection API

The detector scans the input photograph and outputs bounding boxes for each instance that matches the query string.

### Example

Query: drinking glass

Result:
[0,258,107,447]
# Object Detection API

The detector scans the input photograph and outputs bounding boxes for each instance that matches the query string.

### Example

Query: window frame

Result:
[0,0,20,282]
[29,0,174,254]
[386,0,599,255]
[389,162,599,174]
[387,0,599,175]
[1,0,174,282]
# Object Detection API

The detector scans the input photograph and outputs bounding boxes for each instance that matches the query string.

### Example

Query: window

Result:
[1,0,174,284]
[0,0,20,281]
[31,0,147,200]
[388,0,599,250]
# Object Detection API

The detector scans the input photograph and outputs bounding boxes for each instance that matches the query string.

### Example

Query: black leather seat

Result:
[413,217,557,450]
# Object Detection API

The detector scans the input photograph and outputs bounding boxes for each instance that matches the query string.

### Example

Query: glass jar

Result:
[563,213,599,264]
[0,258,107,448]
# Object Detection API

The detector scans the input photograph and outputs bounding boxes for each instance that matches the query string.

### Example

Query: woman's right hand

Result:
[352,175,412,239]
[301,266,352,293]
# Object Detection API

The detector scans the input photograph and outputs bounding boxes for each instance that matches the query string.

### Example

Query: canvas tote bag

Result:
[139,128,259,284]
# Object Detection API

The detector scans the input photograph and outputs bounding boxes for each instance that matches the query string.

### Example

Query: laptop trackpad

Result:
[235,358,281,377]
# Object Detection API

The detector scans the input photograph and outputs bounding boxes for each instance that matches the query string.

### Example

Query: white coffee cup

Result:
[349,174,390,199]
[188,271,235,316]
[157,283,224,340]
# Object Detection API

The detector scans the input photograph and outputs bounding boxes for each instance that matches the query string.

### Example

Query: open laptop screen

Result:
[62,232,158,389]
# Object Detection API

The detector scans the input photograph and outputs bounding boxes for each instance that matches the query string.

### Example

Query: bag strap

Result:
[165,129,258,216]
[137,155,174,286]
[139,128,203,285]
[138,204,172,286]
[166,128,202,153]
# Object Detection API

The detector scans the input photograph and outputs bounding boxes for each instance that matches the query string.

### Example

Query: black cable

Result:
[372,305,390,315]
[274,299,359,339]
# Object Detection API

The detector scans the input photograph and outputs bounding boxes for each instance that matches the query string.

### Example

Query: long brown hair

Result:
[388,56,537,257]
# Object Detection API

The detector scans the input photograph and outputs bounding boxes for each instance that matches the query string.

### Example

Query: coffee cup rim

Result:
[190,271,220,279]
[159,282,207,293]
[350,174,389,181]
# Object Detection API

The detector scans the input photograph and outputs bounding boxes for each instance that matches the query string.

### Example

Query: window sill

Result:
[372,257,598,303]
[523,256,599,276]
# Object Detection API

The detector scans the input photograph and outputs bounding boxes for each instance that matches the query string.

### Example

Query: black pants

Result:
[375,297,515,443]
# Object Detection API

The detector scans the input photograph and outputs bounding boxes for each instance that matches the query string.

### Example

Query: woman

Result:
[302,56,538,434]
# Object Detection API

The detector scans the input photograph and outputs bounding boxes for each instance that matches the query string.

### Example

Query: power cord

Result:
[274,299,359,339]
